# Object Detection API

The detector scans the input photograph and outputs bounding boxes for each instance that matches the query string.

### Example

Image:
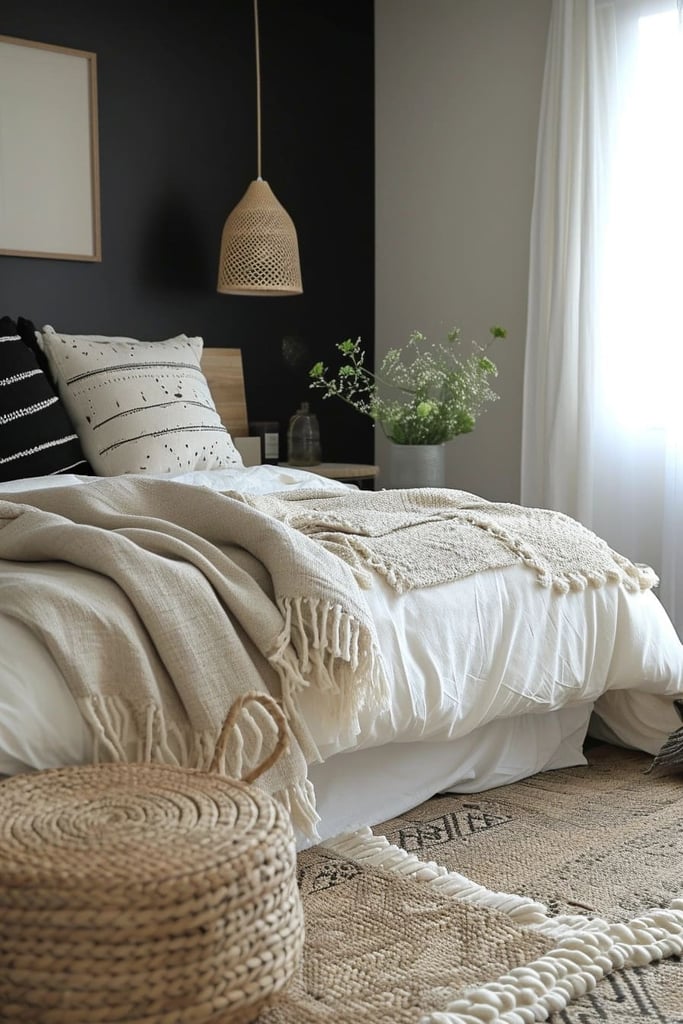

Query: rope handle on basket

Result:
[208,691,290,784]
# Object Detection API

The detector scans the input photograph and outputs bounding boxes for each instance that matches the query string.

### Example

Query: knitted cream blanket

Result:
[0,478,387,837]
[243,487,658,595]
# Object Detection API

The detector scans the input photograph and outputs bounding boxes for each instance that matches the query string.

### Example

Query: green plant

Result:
[309,325,507,445]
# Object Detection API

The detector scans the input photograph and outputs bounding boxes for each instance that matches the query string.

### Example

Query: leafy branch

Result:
[310,325,507,445]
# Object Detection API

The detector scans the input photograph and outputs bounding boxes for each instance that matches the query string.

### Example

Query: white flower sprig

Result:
[309,325,507,445]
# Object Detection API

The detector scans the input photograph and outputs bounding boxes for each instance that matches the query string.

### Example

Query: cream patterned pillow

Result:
[39,327,243,476]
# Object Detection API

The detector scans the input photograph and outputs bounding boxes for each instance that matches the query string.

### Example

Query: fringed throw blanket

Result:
[0,479,659,835]
[0,478,388,837]
[243,487,658,595]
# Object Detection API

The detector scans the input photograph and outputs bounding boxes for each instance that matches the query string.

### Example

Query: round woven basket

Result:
[0,692,304,1024]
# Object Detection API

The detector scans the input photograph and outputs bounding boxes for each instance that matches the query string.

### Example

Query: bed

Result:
[1,317,682,852]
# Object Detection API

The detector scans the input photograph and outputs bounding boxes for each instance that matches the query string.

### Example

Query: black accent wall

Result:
[0,1,375,464]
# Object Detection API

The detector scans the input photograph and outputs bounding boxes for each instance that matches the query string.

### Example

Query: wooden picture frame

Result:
[0,34,101,261]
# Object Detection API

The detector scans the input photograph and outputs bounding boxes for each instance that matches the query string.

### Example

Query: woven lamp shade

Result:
[0,693,304,1024]
[217,179,303,296]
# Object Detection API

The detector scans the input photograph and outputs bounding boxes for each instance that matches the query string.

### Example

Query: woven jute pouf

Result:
[0,692,304,1024]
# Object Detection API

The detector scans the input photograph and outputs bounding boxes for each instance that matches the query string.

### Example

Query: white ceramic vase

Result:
[388,443,446,489]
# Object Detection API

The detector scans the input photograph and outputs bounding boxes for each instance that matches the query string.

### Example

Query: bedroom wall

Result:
[0,0,375,465]
[375,0,552,501]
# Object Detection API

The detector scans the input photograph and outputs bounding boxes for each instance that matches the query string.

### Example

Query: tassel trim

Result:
[463,512,658,594]
[303,512,659,597]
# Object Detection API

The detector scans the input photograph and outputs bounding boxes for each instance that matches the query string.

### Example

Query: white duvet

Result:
[1,466,682,843]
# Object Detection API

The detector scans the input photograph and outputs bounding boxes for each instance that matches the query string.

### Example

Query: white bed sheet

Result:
[1,466,682,847]
[301,702,593,848]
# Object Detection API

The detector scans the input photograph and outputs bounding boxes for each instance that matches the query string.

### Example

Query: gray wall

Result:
[375,0,551,500]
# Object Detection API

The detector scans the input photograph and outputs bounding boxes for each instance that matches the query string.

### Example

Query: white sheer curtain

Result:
[522,0,683,637]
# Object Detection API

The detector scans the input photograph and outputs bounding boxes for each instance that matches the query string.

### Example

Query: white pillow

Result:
[39,327,244,476]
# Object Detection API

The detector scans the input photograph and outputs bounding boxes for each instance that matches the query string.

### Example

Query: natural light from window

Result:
[600,10,683,441]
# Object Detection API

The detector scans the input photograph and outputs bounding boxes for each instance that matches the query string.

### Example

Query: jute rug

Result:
[259,743,683,1023]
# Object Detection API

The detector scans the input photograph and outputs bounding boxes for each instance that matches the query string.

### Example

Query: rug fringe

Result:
[421,901,683,1024]
[323,827,549,926]
[323,829,683,1024]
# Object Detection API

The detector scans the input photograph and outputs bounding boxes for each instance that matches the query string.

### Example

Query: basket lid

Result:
[0,692,294,897]
[0,762,289,896]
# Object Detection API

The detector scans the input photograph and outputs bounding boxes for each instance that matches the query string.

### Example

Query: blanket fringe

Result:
[464,513,659,593]
[269,597,389,718]
[272,776,321,840]
[321,536,410,593]
[250,490,659,597]
[78,695,320,838]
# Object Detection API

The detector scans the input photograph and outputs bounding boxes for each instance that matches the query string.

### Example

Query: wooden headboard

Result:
[200,347,249,437]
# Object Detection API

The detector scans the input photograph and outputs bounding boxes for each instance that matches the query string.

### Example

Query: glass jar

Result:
[287,402,321,466]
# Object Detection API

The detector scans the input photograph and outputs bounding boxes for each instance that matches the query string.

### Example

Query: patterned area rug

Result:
[259,743,683,1023]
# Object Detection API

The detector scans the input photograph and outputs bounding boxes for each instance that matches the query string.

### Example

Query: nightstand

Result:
[279,462,379,486]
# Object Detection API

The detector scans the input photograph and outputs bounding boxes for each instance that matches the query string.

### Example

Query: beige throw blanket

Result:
[243,487,658,595]
[0,479,656,838]
[0,478,387,836]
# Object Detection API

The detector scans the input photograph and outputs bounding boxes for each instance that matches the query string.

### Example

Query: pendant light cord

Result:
[216,0,303,294]
[254,0,262,180]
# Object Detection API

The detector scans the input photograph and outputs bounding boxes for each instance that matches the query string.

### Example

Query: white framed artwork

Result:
[0,34,101,261]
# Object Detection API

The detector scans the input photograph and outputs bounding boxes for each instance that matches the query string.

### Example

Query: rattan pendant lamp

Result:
[217,0,303,296]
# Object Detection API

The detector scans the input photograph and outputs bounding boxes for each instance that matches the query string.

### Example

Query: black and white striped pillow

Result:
[38,327,243,476]
[0,317,91,482]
